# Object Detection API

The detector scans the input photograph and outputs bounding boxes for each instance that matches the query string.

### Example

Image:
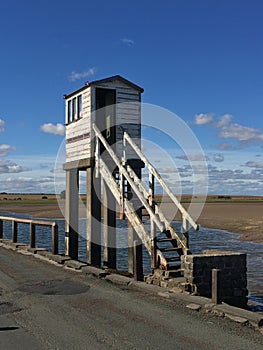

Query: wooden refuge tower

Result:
[63,75,198,279]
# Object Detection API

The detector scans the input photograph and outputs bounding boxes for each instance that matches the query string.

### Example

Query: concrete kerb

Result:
[0,239,27,250]
[0,239,262,334]
[105,273,134,286]
[64,259,87,270]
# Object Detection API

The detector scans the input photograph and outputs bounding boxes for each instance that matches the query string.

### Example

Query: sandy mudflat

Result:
[0,200,262,244]
[196,202,263,244]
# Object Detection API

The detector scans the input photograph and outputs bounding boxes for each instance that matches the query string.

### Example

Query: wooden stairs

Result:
[93,124,199,273]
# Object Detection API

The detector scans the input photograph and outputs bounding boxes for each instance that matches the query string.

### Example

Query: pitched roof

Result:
[64,75,144,99]
[87,75,144,92]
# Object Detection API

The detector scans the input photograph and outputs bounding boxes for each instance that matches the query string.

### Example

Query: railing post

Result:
[133,240,143,281]
[182,216,189,250]
[0,219,3,239]
[148,172,155,207]
[12,220,18,243]
[123,132,127,164]
[95,135,100,178]
[30,222,36,248]
[52,223,58,255]
[119,172,125,220]
[212,269,222,304]
[150,236,157,269]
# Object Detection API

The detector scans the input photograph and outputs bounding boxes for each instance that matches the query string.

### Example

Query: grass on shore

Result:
[0,193,263,206]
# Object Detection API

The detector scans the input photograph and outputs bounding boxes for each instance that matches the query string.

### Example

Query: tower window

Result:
[67,94,83,124]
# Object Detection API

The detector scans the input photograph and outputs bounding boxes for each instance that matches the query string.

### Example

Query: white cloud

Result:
[217,123,263,142]
[213,153,224,162]
[68,67,96,82]
[195,112,263,147]
[0,160,29,174]
[214,114,263,143]
[214,114,233,128]
[246,161,263,168]
[0,119,4,132]
[194,113,214,125]
[0,176,55,193]
[40,123,65,136]
[176,154,209,161]
[121,38,135,46]
[207,164,263,195]
[0,144,15,157]
[217,142,235,150]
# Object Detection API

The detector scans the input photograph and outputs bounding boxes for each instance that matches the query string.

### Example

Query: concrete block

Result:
[152,278,161,286]
[186,303,201,311]
[49,254,71,264]
[158,292,170,299]
[27,247,47,254]
[214,304,263,328]
[160,281,169,288]
[153,269,165,278]
[105,274,132,286]
[36,250,53,258]
[64,259,87,270]
[4,241,27,249]
[81,265,109,278]
[145,276,154,284]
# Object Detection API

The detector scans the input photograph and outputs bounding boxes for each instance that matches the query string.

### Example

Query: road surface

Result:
[0,247,262,349]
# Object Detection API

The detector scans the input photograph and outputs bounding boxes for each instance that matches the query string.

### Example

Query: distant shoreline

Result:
[0,194,262,244]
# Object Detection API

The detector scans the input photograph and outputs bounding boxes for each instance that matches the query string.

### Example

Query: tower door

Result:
[96,88,116,147]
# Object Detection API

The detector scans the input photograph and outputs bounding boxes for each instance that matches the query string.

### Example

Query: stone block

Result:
[186,303,201,311]
[64,259,87,270]
[81,265,109,278]
[152,278,161,286]
[49,254,71,264]
[182,251,247,308]
[160,281,169,288]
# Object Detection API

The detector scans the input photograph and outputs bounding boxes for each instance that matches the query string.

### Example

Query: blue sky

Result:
[0,0,263,195]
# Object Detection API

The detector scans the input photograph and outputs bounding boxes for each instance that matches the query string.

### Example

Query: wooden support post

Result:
[30,223,36,248]
[0,219,3,239]
[103,180,116,269]
[212,269,222,304]
[182,216,189,250]
[12,220,17,243]
[127,164,143,279]
[149,172,157,269]
[119,172,125,220]
[86,166,101,266]
[128,220,135,274]
[52,223,58,255]
[148,172,155,207]
[133,240,143,281]
[150,236,157,270]
[150,210,157,268]
[65,168,79,260]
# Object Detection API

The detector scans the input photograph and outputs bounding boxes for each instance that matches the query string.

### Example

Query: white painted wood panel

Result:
[65,77,142,164]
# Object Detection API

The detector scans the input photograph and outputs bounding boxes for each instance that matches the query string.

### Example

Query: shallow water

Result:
[1,212,262,311]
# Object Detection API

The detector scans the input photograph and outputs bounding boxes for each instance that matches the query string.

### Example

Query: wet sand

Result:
[197,202,263,244]
[0,200,262,244]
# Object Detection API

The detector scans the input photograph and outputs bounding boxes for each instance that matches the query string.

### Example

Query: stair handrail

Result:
[97,155,168,268]
[93,124,164,232]
[123,131,199,231]
[93,124,188,254]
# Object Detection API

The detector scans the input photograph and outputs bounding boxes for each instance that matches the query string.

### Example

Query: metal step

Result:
[156,237,177,243]
[166,257,181,262]
[159,247,181,252]
[164,269,183,278]
[166,262,182,270]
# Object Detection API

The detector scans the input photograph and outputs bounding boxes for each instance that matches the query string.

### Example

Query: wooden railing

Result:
[0,216,58,254]
[93,124,197,266]
[123,131,199,232]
